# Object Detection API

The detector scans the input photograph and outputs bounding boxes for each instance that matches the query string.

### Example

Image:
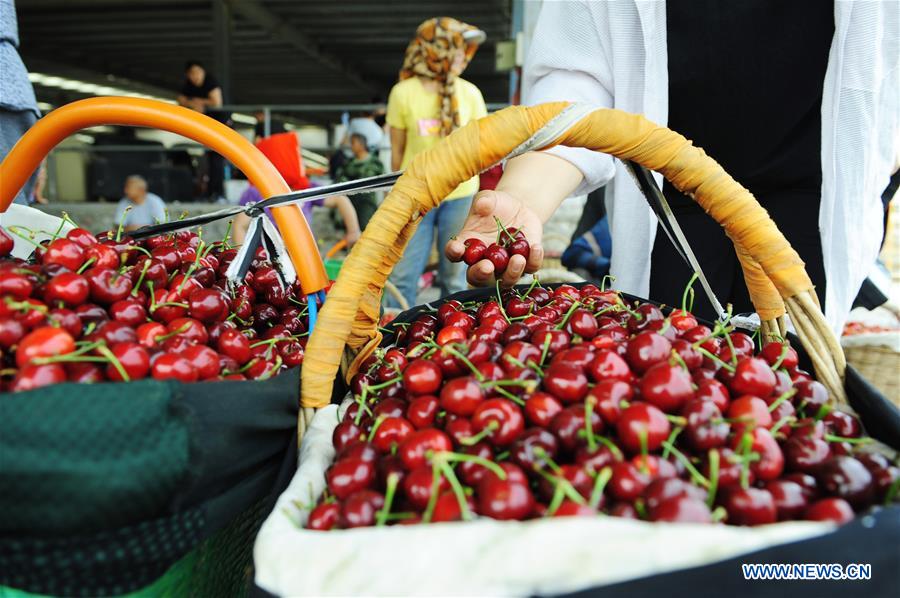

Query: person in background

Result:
[0,0,40,206]
[345,105,384,153]
[385,17,487,307]
[177,61,228,201]
[114,175,166,231]
[333,132,385,230]
[253,110,286,142]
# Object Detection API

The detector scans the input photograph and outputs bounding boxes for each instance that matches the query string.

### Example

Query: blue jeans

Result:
[385,195,473,308]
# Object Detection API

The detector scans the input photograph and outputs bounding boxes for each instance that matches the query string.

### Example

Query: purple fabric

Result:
[239,185,323,223]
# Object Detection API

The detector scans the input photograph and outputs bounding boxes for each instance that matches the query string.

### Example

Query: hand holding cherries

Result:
[458,218,530,281]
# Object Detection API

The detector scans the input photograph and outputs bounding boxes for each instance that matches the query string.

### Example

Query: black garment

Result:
[254,119,287,140]
[180,74,230,123]
[650,0,834,320]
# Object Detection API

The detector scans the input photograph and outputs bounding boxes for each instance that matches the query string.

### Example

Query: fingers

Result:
[471,191,498,217]
[501,254,527,287]
[525,243,544,274]
[445,237,465,261]
[466,259,496,287]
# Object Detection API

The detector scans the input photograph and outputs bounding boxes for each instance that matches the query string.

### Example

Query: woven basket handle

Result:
[0,97,329,294]
[300,102,847,424]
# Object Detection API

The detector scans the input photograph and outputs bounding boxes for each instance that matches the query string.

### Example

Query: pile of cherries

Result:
[0,222,315,392]
[461,218,530,279]
[306,281,898,530]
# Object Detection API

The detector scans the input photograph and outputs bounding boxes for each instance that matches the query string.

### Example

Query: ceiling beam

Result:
[224,0,381,95]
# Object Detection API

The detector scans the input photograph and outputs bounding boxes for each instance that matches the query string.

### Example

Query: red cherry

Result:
[371,417,414,453]
[462,238,487,266]
[0,318,26,348]
[106,342,151,381]
[477,477,535,520]
[529,329,570,357]
[524,391,563,427]
[639,362,695,413]
[730,357,777,397]
[483,244,510,275]
[151,353,199,382]
[727,395,773,430]
[695,378,730,412]
[16,326,75,367]
[0,270,33,299]
[432,491,476,522]
[11,363,66,391]
[436,326,467,346]
[766,480,810,520]
[737,427,784,481]
[398,429,453,470]
[307,502,340,531]
[616,402,670,454]
[644,477,707,513]
[683,399,729,450]
[783,435,832,473]
[333,420,364,453]
[327,457,376,500]
[816,456,875,508]
[625,331,672,373]
[439,376,485,416]
[42,238,85,271]
[108,298,147,327]
[824,410,862,438]
[406,395,439,429]
[84,267,133,305]
[402,359,443,395]
[471,398,525,447]
[84,244,119,270]
[44,272,90,307]
[187,288,229,323]
[722,487,777,526]
[804,498,854,524]
[136,322,167,348]
[65,361,105,383]
[166,317,208,345]
[759,341,799,371]
[402,466,449,511]
[0,226,13,256]
[339,490,384,528]
[65,227,98,248]
[507,238,530,259]
[549,404,604,452]
[510,427,559,472]
[609,461,653,501]
[182,344,221,379]
[587,350,632,383]
[651,496,712,523]
[542,362,589,403]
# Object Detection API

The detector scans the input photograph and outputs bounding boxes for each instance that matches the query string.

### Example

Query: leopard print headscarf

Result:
[399,17,484,137]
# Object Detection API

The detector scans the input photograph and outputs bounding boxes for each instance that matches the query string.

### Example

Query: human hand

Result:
[445,190,544,287]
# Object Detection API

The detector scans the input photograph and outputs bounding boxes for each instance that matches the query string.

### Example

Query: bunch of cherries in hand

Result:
[0,222,316,392]
[306,276,898,531]
[460,218,530,279]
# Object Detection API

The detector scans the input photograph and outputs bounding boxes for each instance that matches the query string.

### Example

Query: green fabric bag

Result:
[0,369,299,597]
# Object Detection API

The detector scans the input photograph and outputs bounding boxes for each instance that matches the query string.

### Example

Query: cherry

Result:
[722,487,777,526]
[439,376,485,416]
[505,296,534,318]
[0,226,13,256]
[187,288,229,323]
[816,456,874,508]
[575,444,623,474]
[551,501,597,518]
[436,326,467,346]
[85,244,120,270]
[538,464,594,502]
[639,362,694,413]
[565,308,598,339]
[463,238,487,266]
[477,477,535,520]
[730,357,777,398]
[766,480,809,520]
[398,429,452,470]
[759,341,799,371]
[550,346,594,371]
[90,320,138,346]
[651,496,712,523]
[402,359,442,395]
[0,318,26,349]
[824,410,861,438]
[625,331,672,373]
[65,227,98,248]
[644,477,707,512]
[669,309,698,332]
[683,399,729,450]
[406,395,439,429]
[587,379,632,426]
[0,270,33,299]
[167,317,208,345]
[333,420,364,453]
[65,361,105,383]
[371,417,414,453]
[339,490,384,528]
[403,466,449,510]
[472,398,525,446]
[511,427,559,472]
[458,442,495,486]
[529,329,570,357]
[727,395,773,430]
[182,344,220,379]
[42,238,85,271]
[783,435,831,473]
[501,323,530,344]
[741,427,784,481]
[44,272,90,307]
[609,461,653,501]
[106,342,150,381]
[327,457,376,500]
[616,402,670,453]
[108,298,147,327]
[793,379,829,415]
[307,502,340,531]
[483,244,510,274]
[11,363,67,391]
[432,491,476,522]
[804,498,854,524]
[524,391,563,427]
[216,329,252,364]
[550,404,604,452]
[609,502,640,519]
[151,353,199,383]
[542,362,589,403]
[15,326,75,367]
[84,267,133,305]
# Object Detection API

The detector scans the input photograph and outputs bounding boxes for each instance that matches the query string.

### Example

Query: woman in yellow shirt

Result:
[385,17,488,307]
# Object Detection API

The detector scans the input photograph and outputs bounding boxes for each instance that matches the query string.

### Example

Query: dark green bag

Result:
[0,368,299,597]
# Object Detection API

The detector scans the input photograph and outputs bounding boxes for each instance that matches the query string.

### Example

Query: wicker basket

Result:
[844,344,900,408]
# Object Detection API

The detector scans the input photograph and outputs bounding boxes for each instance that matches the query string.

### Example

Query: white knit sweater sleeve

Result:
[521,0,616,196]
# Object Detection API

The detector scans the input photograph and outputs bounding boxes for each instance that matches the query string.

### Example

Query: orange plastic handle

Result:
[0,97,329,294]
[325,239,347,259]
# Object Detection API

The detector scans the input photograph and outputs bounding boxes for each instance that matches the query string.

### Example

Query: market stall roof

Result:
[17,0,512,109]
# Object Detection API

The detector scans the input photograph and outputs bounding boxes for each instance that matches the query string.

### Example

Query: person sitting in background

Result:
[333,132,385,230]
[114,175,166,231]
[345,105,385,153]
[253,110,286,142]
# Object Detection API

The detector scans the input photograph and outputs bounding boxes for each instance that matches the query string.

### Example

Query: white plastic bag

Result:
[0,205,74,259]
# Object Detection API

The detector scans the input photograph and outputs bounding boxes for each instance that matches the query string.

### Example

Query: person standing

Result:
[333,132,385,230]
[446,1,899,333]
[114,175,167,231]
[0,0,40,206]
[385,17,488,307]
[177,61,229,201]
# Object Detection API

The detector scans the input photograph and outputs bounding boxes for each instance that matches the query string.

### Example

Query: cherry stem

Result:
[584,399,598,451]
[722,332,738,366]
[737,431,754,489]
[366,414,387,443]
[589,466,612,509]
[767,388,797,413]
[503,354,542,376]
[665,414,687,426]
[771,342,792,371]
[457,421,498,446]
[600,275,616,293]
[353,386,373,426]
[695,346,736,372]
[441,451,507,480]
[532,446,562,475]
[706,448,720,509]
[4,297,48,314]
[256,354,283,380]
[493,216,517,245]
[535,468,587,505]
[638,429,649,465]
[130,259,151,295]
[546,484,567,517]
[438,460,474,521]
[491,385,527,406]
[539,334,552,366]
[115,206,132,242]
[769,415,796,437]
[661,426,683,460]
[823,434,871,445]
[669,348,689,371]
[495,281,511,323]
[156,321,192,342]
[375,472,399,527]
[660,440,710,488]
[681,273,699,314]
[711,506,728,523]
[440,343,485,382]
[555,300,582,331]
[525,276,541,296]
[95,343,129,381]
[6,226,44,248]
[421,463,443,524]
[365,376,403,392]
[884,476,900,506]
